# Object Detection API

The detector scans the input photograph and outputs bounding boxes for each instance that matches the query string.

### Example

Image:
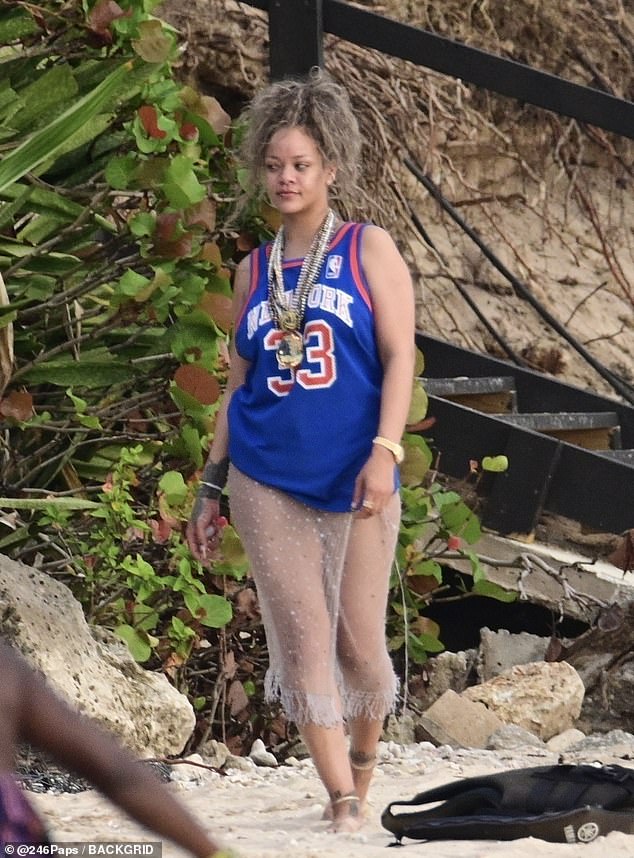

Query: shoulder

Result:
[234,244,265,296]
[358,223,405,268]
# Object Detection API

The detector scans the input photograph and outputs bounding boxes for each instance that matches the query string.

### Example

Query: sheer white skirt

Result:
[228,465,400,727]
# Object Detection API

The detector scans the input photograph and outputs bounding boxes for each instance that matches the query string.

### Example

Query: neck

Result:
[281,207,332,258]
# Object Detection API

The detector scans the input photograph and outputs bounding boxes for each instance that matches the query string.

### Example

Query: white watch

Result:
[372,435,404,464]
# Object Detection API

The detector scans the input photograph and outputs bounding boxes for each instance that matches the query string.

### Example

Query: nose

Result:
[279,164,295,185]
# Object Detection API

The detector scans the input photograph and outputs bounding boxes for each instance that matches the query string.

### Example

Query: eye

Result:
[295,162,309,171]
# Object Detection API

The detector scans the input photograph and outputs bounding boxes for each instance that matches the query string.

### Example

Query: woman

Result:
[187,68,416,833]
[0,640,235,857]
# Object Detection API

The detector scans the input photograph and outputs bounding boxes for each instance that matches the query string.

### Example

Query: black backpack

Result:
[381,763,634,844]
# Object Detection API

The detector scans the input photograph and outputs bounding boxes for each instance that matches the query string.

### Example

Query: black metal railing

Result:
[245,0,634,140]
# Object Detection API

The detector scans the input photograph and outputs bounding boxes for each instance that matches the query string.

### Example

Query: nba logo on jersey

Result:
[325,254,342,279]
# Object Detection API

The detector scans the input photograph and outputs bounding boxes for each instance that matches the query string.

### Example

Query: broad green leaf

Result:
[117,269,151,297]
[158,470,188,505]
[163,155,206,208]
[413,632,445,653]
[22,359,135,388]
[411,558,442,582]
[178,423,204,468]
[133,603,160,632]
[440,500,471,530]
[400,434,433,487]
[0,7,39,41]
[431,487,461,507]
[414,347,425,376]
[77,414,102,429]
[407,380,428,424]
[129,212,156,236]
[170,615,195,640]
[461,512,482,544]
[472,578,517,602]
[482,455,509,473]
[115,624,156,662]
[220,525,247,567]
[131,19,175,64]
[406,633,431,663]
[184,591,232,628]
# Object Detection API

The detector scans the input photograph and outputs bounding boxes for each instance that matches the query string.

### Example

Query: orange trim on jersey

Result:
[234,247,261,329]
[350,223,373,311]
[279,221,355,268]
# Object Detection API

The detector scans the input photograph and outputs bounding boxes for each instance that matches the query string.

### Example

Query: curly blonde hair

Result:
[238,67,362,205]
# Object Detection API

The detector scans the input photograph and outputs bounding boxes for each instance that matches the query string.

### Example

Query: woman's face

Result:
[263,126,335,217]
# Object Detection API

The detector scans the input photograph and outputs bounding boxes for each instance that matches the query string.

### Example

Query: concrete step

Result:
[422,375,517,414]
[596,448,634,466]
[497,411,621,450]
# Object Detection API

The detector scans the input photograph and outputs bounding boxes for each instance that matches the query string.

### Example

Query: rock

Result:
[486,724,547,751]
[249,738,278,767]
[409,650,477,709]
[0,554,194,757]
[546,728,586,753]
[477,627,550,681]
[463,661,584,741]
[224,753,256,772]
[559,728,634,764]
[417,689,505,749]
[564,601,634,734]
[199,739,231,770]
[169,754,218,788]
[382,710,417,745]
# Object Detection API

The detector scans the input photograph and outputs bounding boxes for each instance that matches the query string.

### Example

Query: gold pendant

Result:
[277,331,304,368]
[278,308,301,332]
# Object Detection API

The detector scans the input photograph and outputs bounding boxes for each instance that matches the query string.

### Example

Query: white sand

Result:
[31,744,634,858]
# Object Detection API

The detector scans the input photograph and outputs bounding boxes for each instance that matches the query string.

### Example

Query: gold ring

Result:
[362,500,374,510]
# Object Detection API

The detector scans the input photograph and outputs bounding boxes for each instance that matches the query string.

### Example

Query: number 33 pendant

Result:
[277,331,304,368]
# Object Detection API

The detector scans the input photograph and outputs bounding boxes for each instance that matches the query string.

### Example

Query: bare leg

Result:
[301,723,362,832]
[338,492,401,809]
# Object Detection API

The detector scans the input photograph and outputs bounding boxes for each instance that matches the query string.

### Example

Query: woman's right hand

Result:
[186,496,222,563]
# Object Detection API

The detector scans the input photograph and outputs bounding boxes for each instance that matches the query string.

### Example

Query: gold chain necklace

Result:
[267,209,335,368]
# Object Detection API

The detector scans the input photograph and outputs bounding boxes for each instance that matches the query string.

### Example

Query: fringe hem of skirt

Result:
[265,674,399,727]
[340,682,399,722]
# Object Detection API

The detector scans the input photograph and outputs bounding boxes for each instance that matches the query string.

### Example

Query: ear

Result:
[326,166,337,187]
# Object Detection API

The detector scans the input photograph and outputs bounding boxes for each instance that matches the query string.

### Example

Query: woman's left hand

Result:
[352,445,397,517]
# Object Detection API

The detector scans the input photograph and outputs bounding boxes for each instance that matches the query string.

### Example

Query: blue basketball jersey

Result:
[228,221,386,511]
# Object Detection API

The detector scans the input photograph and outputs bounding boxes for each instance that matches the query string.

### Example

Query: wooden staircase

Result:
[416,334,634,538]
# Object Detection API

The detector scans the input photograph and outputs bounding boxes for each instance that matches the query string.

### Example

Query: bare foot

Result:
[321,797,369,821]
[322,751,376,821]
[327,794,363,833]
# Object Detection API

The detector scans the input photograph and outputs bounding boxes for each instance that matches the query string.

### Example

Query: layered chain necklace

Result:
[267,208,336,368]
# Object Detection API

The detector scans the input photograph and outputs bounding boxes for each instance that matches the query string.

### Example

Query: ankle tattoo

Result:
[330,792,360,813]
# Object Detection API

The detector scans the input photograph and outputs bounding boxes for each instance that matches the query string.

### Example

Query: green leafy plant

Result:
[386,353,516,678]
